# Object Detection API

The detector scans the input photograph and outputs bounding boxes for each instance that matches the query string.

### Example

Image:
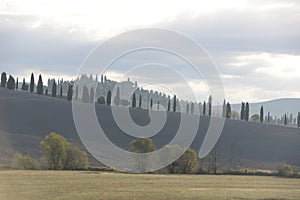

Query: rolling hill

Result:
[0,88,299,170]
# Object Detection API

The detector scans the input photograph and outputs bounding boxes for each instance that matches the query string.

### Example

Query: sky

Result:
[0,0,300,103]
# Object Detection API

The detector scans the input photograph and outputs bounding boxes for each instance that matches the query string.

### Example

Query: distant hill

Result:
[0,88,299,170]
[232,98,300,118]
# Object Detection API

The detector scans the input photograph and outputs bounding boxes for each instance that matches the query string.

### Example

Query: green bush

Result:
[11,152,41,170]
[278,162,294,178]
[64,145,88,170]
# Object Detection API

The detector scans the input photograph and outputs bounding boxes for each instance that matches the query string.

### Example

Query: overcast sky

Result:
[1,0,300,103]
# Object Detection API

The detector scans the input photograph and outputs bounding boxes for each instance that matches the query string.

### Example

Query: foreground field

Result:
[1,171,300,200]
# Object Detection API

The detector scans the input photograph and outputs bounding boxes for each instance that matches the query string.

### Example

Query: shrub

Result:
[64,145,88,170]
[278,162,294,177]
[11,152,40,170]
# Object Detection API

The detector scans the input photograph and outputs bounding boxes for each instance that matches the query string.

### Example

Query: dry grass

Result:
[0,170,300,200]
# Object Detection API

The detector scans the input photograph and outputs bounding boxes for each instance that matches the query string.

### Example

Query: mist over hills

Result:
[0,89,299,170]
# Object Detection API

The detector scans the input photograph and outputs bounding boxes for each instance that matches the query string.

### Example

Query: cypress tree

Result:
[1,72,6,87]
[150,98,153,110]
[203,101,206,115]
[267,112,270,122]
[7,75,15,90]
[226,102,231,119]
[60,86,63,98]
[37,74,43,95]
[139,94,142,108]
[45,89,48,95]
[260,106,264,123]
[173,95,176,112]
[157,100,160,110]
[67,84,73,101]
[107,90,112,105]
[132,93,136,108]
[21,78,26,91]
[75,85,78,100]
[245,102,249,121]
[16,78,18,90]
[82,85,89,103]
[90,87,94,103]
[30,73,34,93]
[191,102,194,114]
[284,114,288,126]
[167,96,170,111]
[240,102,245,120]
[186,103,189,113]
[208,95,212,116]
[52,81,57,97]
[222,99,226,118]
[114,87,121,106]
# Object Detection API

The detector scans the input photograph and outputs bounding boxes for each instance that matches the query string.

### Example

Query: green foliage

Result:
[177,148,198,174]
[139,94,142,108]
[131,138,156,172]
[203,101,206,115]
[40,132,69,170]
[173,95,176,112]
[251,114,260,122]
[245,102,249,121]
[11,152,40,170]
[41,132,89,170]
[278,162,294,178]
[64,145,88,170]
[159,145,182,174]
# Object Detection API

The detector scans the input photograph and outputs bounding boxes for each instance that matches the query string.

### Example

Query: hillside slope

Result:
[0,89,299,170]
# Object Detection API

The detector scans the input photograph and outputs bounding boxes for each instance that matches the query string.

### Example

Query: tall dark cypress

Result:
[167,96,170,111]
[82,85,89,103]
[60,86,63,98]
[226,102,231,119]
[203,101,206,115]
[150,98,153,110]
[173,95,176,112]
[132,93,136,108]
[245,102,249,121]
[75,85,78,100]
[67,84,73,101]
[1,72,6,87]
[222,99,226,118]
[52,81,57,97]
[157,100,160,110]
[21,78,26,91]
[139,94,142,108]
[191,102,194,114]
[107,90,112,105]
[284,114,288,126]
[260,106,264,123]
[90,87,95,103]
[186,103,189,113]
[16,78,18,90]
[37,74,43,95]
[208,95,212,116]
[240,102,245,120]
[30,73,34,93]
[7,75,15,90]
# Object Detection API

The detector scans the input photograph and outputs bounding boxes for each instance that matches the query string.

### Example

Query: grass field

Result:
[0,171,300,200]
